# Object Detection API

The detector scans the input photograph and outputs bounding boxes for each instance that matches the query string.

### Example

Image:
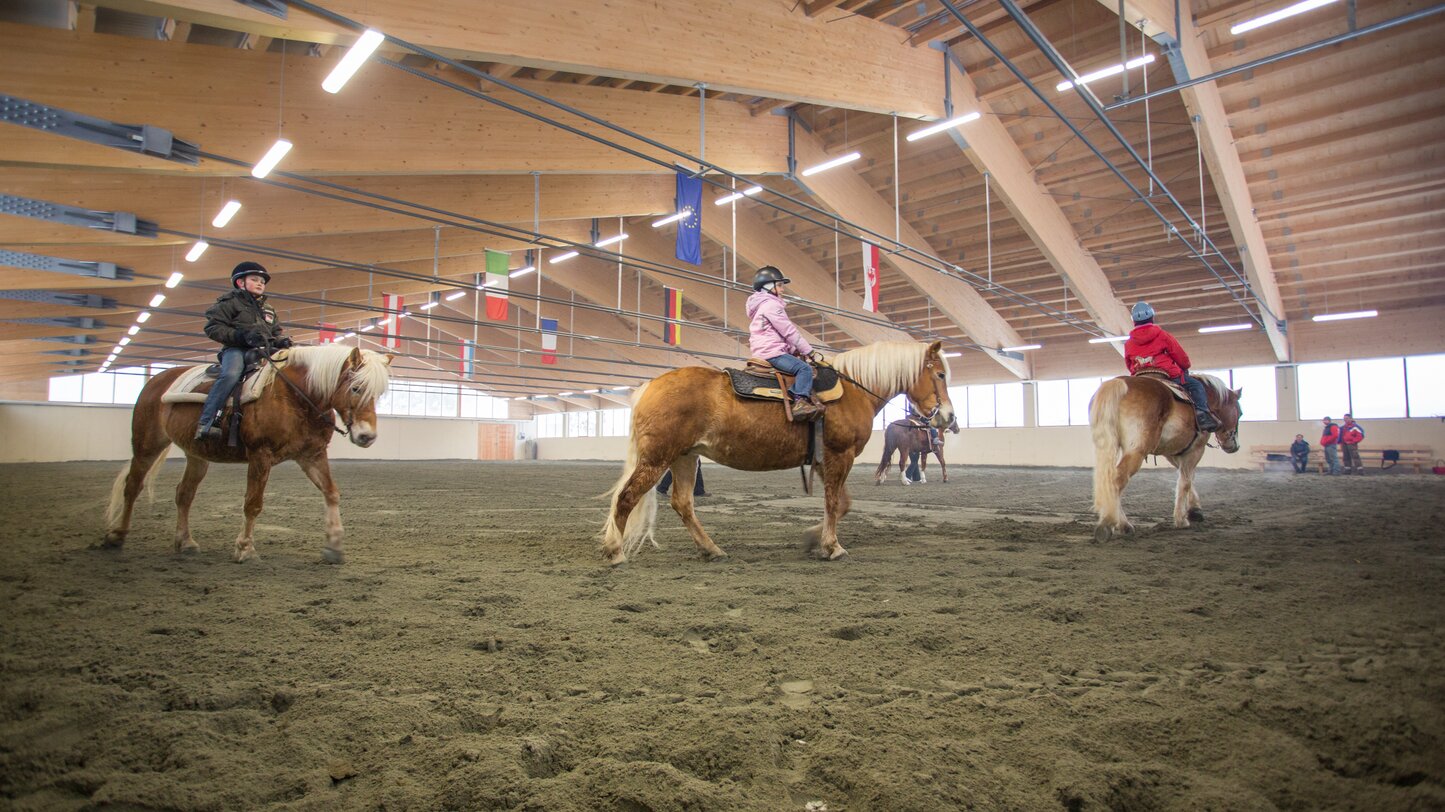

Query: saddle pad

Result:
[1131,370,1193,404]
[726,365,842,403]
[160,359,280,405]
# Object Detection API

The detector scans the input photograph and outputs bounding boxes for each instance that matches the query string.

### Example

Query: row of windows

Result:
[1037,366,1280,426]
[1295,355,1445,419]
[534,409,633,438]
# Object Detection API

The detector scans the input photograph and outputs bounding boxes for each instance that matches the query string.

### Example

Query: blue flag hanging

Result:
[674,171,703,265]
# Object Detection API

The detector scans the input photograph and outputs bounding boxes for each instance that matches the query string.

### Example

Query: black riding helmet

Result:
[231,261,271,287]
[752,265,791,291]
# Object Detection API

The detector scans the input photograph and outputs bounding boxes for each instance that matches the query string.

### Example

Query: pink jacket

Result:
[747,290,812,360]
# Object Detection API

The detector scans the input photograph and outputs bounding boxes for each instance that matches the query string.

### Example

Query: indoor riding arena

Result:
[1,1,1442,811]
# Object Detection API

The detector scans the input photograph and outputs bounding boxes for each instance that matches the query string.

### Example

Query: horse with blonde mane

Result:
[103,344,392,563]
[1089,372,1242,542]
[601,341,956,564]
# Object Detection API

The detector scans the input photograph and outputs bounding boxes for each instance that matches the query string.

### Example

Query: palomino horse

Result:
[602,341,955,563]
[873,414,960,485]
[1089,372,1242,542]
[103,345,392,563]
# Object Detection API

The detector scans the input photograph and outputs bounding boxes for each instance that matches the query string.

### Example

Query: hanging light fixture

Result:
[800,152,861,177]
[1230,0,1339,35]
[651,208,693,227]
[251,139,293,179]
[1057,54,1156,92]
[211,200,242,228]
[1197,323,1253,334]
[165,272,184,288]
[715,186,763,205]
[1089,335,1129,344]
[321,29,387,93]
[148,293,166,307]
[906,112,981,142]
[1311,310,1376,322]
[184,241,209,262]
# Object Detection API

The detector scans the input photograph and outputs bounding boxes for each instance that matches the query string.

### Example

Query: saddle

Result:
[1132,369,1193,404]
[726,359,842,404]
[160,349,284,405]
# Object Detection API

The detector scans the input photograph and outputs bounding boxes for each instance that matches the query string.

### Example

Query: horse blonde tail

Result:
[106,451,167,530]
[1089,378,1127,519]
[600,430,658,562]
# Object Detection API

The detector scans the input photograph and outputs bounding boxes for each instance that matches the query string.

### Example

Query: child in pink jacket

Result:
[746,266,822,420]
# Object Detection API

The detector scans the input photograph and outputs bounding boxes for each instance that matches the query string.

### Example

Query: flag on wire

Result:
[381,293,402,349]
[540,318,558,365]
[460,340,475,377]
[484,249,509,321]
[674,172,702,265]
[319,323,338,344]
[861,240,881,313]
[663,286,683,346]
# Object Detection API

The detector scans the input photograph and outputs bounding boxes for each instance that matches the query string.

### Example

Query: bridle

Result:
[268,353,359,438]
[833,356,949,422]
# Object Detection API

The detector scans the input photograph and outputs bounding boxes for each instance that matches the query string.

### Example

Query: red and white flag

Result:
[861,241,880,313]
[381,293,402,350]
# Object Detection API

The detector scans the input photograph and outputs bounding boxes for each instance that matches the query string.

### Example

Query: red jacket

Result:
[1124,323,1192,378]
[1341,422,1364,445]
[1320,423,1341,446]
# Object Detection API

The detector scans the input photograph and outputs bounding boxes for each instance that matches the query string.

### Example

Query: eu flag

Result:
[674,172,702,265]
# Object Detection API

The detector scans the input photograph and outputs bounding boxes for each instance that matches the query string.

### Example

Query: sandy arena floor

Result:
[1,459,1442,811]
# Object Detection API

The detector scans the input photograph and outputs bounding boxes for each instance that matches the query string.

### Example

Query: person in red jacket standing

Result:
[1340,413,1365,475]
[1320,416,1343,475]
[1123,302,1221,431]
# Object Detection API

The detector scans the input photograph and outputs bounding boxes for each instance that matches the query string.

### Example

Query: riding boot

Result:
[790,396,823,422]
[194,412,224,442]
[1195,409,1221,432]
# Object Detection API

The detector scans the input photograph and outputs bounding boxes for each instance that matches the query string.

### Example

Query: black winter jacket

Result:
[203,290,284,349]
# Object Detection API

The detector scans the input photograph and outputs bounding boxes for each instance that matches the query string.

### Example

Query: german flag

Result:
[663,286,682,346]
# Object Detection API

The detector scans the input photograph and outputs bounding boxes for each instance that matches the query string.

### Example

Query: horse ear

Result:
[345,347,363,370]
[1234,387,1243,398]
[381,353,395,367]
[926,340,943,357]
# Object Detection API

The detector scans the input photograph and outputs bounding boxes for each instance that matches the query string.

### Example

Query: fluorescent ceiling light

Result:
[418,301,437,310]
[614,385,631,391]
[165,272,184,288]
[906,111,982,142]
[1311,310,1377,322]
[941,351,963,358]
[135,311,151,323]
[106,354,117,362]
[184,240,209,262]
[651,208,692,227]
[594,233,628,248]
[1089,335,1129,344]
[251,139,293,179]
[112,345,124,354]
[550,251,580,264]
[118,336,131,346]
[127,325,140,336]
[148,293,166,307]
[1230,0,1338,35]
[509,265,536,278]
[359,324,376,332]
[1001,343,1042,352]
[1198,323,1253,334]
[342,331,356,339]
[1057,54,1156,92]
[800,151,861,177]
[715,186,764,205]
[397,311,409,320]
[378,317,393,325]
[583,389,599,394]
[445,290,467,300]
[211,200,242,228]
[558,391,574,396]
[322,29,386,93]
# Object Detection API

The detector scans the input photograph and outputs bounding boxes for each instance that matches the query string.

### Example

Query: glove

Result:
[243,329,268,348]
[273,336,294,349]
[807,350,825,364]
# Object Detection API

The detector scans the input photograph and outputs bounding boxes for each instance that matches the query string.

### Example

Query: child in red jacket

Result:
[1123,302,1221,431]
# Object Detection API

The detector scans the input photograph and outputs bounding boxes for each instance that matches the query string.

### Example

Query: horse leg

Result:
[666,456,726,561]
[898,448,911,486]
[298,454,345,564]
[873,442,891,485]
[173,455,208,554]
[1098,450,1147,540]
[917,453,928,484]
[813,458,855,560]
[1172,449,1205,528]
[234,456,274,563]
[103,434,171,548]
[937,451,948,483]
[601,458,670,566]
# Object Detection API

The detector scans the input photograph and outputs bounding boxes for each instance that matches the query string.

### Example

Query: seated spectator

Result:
[1290,434,1310,474]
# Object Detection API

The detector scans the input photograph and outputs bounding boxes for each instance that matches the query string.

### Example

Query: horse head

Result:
[905,341,956,428]
[1213,385,1243,453]
[324,347,393,448]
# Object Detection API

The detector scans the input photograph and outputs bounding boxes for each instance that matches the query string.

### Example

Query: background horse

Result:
[103,345,392,563]
[874,414,960,485]
[602,341,955,563]
[1089,373,1242,542]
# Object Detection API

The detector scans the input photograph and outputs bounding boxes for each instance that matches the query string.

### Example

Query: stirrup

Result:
[1195,411,1221,432]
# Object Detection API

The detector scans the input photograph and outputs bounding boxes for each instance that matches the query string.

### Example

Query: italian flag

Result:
[485,249,509,321]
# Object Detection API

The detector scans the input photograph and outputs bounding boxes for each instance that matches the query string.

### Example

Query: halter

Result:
[267,351,357,437]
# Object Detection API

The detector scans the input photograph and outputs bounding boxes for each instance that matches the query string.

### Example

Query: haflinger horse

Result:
[103,344,392,563]
[601,340,955,564]
[873,414,960,485]
[1088,372,1242,542]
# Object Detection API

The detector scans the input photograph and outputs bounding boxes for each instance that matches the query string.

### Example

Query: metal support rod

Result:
[1105,4,1444,111]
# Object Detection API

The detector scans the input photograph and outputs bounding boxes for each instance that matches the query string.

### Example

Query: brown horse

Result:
[601,341,956,563]
[873,414,960,485]
[1089,373,1242,542]
[103,345,392,563]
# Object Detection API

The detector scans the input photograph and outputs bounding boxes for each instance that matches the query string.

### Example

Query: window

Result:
[1035,379,1069,427]
[536,412,564,438]
[565,410,597,438]
[872,394,910,429]
[1215,366,1277,422]
[80,371,114,404]
[1347,358,1406,419]
[1406,354,1445,417]
[111,366,147,405]
[966,385,994,428]
[1296,362,1349,421]
[48,374,83,403]
[994,383,1025,427]
[1068,377,1104,426]
[600,408,631,437]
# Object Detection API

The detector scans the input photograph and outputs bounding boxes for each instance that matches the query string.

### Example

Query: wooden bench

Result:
[1250,445,1435,473]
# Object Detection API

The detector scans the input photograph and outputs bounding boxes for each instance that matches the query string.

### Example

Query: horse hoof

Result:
[706,551,729,563]
[1187,508,1205,522]
[1093,525,1112,543]
[176,541,199,555]
[823,546,849,561]
[321,548,345,565]
[100,532,125,548]
[233,548,257,564]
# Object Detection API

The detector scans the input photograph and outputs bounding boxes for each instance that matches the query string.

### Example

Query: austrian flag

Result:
[861,241,880,313]
[381,293,402,349]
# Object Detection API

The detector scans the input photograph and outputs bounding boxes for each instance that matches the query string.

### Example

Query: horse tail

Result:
[106,451,167,529]
[600,426,658,560]
[1089,378,1127,516]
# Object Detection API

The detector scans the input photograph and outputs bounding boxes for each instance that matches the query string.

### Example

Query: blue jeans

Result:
[1179,374,1210,413]
[768,353,813,399]
[198,347,246,428]
[1323,444,1341,474]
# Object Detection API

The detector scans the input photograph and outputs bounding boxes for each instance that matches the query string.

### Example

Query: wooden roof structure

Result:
[2,0,1441,407]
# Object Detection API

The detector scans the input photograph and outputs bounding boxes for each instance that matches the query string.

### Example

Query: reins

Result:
[263,347,354,437]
